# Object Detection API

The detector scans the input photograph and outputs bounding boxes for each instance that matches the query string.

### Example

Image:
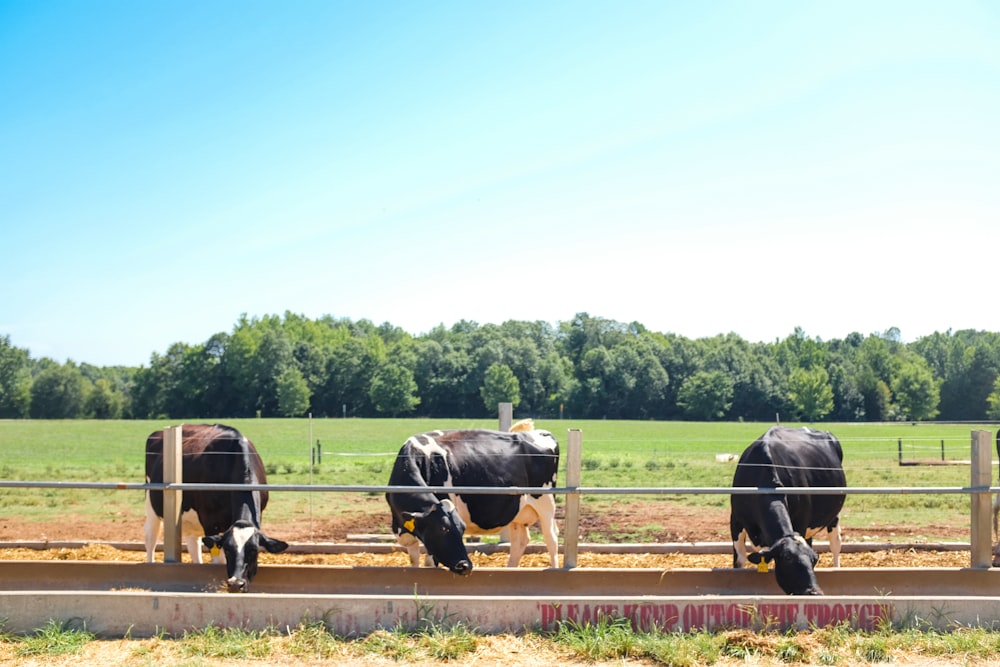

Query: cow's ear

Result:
[202,534,222,550]
[259,533,288,554]
[748,548,773,564]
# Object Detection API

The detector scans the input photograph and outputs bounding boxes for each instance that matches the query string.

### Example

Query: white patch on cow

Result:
[524,430,558,454]
[407,433,448,458]
[232,525,256,553]
[407,434,454,484]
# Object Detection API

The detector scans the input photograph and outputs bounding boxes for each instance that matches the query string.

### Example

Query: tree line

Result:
[3,312,1000,422]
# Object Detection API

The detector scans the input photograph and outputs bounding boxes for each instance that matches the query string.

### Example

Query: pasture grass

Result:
[0,418,995,543]
[5,617,1000,665]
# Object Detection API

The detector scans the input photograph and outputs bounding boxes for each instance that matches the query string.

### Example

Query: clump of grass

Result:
[357,623,478,662]
[179,625,274,660]
[551,617,639,661]
[285,620,342,659]
[416,621,479,660]
[17,619,94,656]
[359,628,416,661]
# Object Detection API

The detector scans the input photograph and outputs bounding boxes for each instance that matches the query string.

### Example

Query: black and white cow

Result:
[730,426,846,595]
[144,423,288,592]
[385,428,560,575]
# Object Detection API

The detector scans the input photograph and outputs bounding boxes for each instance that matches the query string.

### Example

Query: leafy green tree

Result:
[369,363,420,416]
[788,366,834,421]
[537,350,575,417]
[85,378,123,418]
[891,357,940,421]
[708,334,785,421]
[276,367,311,417]
[986,376,1000,420]
[481,363,521,413]
[572,345,614,418]
[929,334,1000,421]
[412,334,474,417]
[826,334,867,421]
[30,362,88,418]
[676,370,734,421]
[856,334,897,421]
[0,335,32,418]
[321,335,386,417]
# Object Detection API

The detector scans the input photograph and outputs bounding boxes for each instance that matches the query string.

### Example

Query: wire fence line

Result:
[0,480,996,495]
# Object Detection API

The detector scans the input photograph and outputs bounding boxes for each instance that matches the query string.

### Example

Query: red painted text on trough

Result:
[538,601,892,632]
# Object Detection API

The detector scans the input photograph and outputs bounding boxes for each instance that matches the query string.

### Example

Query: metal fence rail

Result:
[0,481,996,495]
[2,428,996,569]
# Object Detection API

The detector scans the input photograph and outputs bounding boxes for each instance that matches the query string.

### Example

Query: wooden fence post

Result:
[162,425,183,563]
[498,403,513,432]
[970,430,992,569]
[563,429,582,569]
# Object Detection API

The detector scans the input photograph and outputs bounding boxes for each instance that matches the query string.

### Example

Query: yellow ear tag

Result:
[403,519,415,533]
[210,545,221,558]
[757,560,769,573]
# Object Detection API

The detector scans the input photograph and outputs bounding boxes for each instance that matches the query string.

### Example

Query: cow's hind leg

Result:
[144,493,162,563]
[828,525,842,568]
[535,494,559,568]
[507,523,530,567]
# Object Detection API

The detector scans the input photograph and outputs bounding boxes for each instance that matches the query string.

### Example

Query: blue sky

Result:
[3,2,999,367]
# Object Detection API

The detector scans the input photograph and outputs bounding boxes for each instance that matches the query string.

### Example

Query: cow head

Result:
[202,520,289,592]
[400,499,472,576]
[748,534,822,595]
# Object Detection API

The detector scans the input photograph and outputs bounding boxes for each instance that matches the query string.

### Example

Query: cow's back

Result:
[733,426,845,533]
[145,424,269,533]
[392,429,558,531]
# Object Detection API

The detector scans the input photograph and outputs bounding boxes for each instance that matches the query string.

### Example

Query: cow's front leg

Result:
[507,524,530,567]
[397,532,423,567]
[187,535,204,564]
[733,529,750,568]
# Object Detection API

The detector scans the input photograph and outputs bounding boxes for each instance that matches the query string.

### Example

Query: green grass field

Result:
[0,418,995,543]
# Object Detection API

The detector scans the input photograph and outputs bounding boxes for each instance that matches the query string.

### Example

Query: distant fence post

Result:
[970,430,992,569]
[162,425,183,564]
[563,429,582,569]
[498,403,513,432]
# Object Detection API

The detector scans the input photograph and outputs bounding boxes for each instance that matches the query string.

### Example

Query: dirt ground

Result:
[0,500,985,666]
[0,499,976,568]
